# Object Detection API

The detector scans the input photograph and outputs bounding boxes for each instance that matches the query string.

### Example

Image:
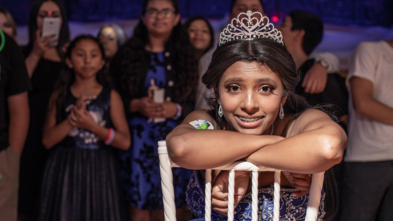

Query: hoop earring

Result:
[279,103,284,119]
[218,104,223,118]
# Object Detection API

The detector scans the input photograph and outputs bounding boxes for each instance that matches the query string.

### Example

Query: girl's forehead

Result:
[100,27,116,38]
[191,19,208,27]
[221,61,279,79]
[74,39,99,50]
[39,1,60,11]
[146,0,175,9]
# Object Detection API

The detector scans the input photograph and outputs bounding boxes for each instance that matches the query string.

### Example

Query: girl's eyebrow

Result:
[224,77,243,84]
[255,78,276,84]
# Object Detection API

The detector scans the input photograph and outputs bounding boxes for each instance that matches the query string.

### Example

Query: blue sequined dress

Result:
[186,171,326,221]
[118,52,192,210]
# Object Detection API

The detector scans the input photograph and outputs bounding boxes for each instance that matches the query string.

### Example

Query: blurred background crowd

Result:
[0,0,392,221]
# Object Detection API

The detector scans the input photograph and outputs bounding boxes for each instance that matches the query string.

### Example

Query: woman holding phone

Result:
[19,0,70,219]
[110,0,198,220]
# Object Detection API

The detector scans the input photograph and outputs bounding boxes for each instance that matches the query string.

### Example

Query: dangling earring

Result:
[279,103,284,119]
[218,104,223,118]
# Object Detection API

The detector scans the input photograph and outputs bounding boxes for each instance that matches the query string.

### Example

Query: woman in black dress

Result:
[18,0,70,218]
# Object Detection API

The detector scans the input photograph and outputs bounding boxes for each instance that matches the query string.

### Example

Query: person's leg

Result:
[0,147,20,221]
[180,207,195,221]
[130,206,150,221]
[376,161,393,221]
[149,208,187,221]
[330,161,345,221]
[338,161,390,221]
[150,209,164,221]
[377,185,393,221]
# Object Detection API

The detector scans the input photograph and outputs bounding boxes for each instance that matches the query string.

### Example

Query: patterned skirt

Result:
[118,117,192,210]
[38,146,127,221]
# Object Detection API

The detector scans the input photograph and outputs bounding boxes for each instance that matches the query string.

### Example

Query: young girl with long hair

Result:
[167,12,347,220]
[110,0,198,220]
[38,35,130,221]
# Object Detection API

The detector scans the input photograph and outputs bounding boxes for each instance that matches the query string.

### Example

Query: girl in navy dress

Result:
[167,12,347,221]
[38,35,130,221]
[110,0,198,220]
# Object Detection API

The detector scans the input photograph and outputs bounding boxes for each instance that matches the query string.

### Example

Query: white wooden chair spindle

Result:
[158,141,325,221]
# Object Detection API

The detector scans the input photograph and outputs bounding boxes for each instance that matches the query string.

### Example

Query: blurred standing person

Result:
[110,0,198,220]
[97,23,127,68]
[0,8,17,39]
[184,16,214,112]
[38,35,130,221]
[0,30,30,221]
[277,10,348,128]
[184,16,214,61]
[19,0,70,219]
[338,39,393,220]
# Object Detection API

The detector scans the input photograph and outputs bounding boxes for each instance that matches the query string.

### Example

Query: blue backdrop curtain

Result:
[1,0,393,27]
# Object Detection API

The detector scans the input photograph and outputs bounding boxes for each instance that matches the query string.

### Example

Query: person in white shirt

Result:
[195,0,340,110]
[338,39,393,220]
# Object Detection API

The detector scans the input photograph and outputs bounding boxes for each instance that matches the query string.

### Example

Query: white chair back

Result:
[158,141,324,221]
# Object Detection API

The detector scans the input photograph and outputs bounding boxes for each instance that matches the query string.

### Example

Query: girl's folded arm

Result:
[247,109,347,174]
[42,92,74,149]
[166,109,284,170]
[108,90,131,150]
[89,90,131,150]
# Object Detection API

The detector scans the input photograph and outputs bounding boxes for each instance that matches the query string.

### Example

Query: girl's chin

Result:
[231,125,265,135]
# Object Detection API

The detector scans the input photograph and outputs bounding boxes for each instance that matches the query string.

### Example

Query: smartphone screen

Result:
[153,89,165,123]
[42,17,61,46]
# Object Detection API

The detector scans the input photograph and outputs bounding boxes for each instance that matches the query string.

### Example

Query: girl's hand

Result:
[75,94,96,109]
[68,94,97,128]
[161,101,177,119]
[211,170,250,216]
[71,107,97,131]
[68,110,77,127]
[290,173,311,197]
[32,29,57,57]
[62,42,70,53]
[136,97,164,118]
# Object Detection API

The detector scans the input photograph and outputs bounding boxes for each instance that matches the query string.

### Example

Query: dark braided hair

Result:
[119,0,198,103]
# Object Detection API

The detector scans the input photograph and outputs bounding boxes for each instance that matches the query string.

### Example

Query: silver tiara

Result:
[219,11,283,46]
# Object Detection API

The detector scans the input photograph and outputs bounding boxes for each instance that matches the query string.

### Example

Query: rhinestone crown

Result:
[219,11,283,46]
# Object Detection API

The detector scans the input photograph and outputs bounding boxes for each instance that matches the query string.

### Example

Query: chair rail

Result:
[158,141,324,221]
